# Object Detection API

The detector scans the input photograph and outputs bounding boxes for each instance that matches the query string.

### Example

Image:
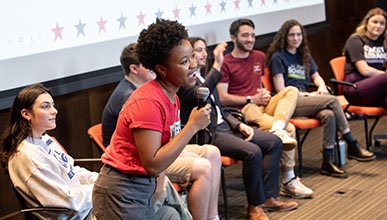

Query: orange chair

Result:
[330,56,387,148]
[263,68,340,176]
[220,156,239,220]
[87,123,106,153]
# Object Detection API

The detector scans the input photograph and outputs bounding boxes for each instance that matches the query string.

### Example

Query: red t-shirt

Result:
[220,50,266,108]
[102,80,181,175]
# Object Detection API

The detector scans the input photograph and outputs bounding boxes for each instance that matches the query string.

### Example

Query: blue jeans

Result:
[92,164,156,220]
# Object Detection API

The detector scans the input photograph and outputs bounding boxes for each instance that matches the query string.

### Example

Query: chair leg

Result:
[335,133,342,167]
[220,166,229,220]
[297,129,312,177]
[362,116,370,150]
[368,116,381,148]
[297,131,303,178]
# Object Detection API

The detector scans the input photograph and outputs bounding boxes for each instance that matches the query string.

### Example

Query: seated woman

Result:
[343,7,387,107]
[0,83,97,220]
[266,19,376,179]
[102,42,221,220]
[91,19,214,220]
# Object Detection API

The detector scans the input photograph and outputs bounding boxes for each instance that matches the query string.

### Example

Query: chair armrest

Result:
[1,207,76,220]
[330,78,359,95]
[305,82,335,95]
[74,158,102,165]
[226,106,260,127]
[226,107,247,124]
[330,78,361,113]
[20,207,76,215]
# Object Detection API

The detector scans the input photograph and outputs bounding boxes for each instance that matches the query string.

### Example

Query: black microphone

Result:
[196,87,210,145]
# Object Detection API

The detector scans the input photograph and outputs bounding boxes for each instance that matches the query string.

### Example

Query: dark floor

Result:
[217,117,387,220]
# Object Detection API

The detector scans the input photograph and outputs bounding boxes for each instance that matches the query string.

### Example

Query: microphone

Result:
[196,87,210,145]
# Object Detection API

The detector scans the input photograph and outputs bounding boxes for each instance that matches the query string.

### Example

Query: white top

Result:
[8,134,98,220]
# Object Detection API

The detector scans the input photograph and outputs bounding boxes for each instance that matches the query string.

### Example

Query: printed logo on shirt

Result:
[170,120,181,140]
[46,139,53,146]
[364,45,386,64]
[287,64,306,80]
[46,138,75,180]
[52,149,69,168]
[67,167,75,179]
[253,62,262,75]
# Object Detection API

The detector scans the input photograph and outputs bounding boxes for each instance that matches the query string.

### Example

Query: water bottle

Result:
[335,138,346,166]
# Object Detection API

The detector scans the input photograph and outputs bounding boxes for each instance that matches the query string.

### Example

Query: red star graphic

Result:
[97,17,107,34]
[173,6,181,19]
[205,2,212,15]
[51,22,64,41]
[137,11,146,26]
[234,0,240,10]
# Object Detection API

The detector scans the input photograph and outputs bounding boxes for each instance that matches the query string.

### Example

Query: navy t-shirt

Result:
[101,78,137,147]
[269,50,318,92]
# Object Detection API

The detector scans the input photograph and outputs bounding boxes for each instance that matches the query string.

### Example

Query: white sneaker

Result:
[272,129,297,150]
[280,177,314,199]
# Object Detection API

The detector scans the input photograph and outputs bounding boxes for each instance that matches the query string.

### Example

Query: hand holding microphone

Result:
[196,87,210,145]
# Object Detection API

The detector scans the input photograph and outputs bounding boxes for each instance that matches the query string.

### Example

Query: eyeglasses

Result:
[193,47,208,53]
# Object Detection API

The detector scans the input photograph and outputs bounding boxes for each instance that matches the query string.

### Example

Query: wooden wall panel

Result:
[49,91,90,157]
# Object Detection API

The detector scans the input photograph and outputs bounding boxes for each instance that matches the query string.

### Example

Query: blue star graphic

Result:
[74,19,86,38]
[189,4,197,17]
[219,0,226,13]
[117,13,127,30]
[155,8,163,18]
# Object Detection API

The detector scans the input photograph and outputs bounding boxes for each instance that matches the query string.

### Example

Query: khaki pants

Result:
[242,86,299,172]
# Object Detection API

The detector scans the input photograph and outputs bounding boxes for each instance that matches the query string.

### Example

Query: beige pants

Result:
[242,86,299,172]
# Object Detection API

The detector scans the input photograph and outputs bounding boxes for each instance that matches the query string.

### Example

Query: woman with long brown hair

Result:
[267,19,375,179]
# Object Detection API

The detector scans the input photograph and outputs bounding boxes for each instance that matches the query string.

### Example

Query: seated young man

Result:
[217,18,313,198]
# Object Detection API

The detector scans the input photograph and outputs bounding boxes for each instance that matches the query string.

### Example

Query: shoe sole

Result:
[320,170,348,178]
[347,155,376,162]
[262,205,298,212]
[280,190,313,199]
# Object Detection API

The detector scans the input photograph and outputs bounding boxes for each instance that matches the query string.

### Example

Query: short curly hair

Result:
[136,18,188,75]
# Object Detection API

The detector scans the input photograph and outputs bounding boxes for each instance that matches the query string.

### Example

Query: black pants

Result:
[214,122,282,206]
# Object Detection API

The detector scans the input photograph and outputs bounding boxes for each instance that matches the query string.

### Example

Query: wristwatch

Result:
[246,96,252,104]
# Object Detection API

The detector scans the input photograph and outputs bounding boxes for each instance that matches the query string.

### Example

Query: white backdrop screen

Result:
[0,0,325,91]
